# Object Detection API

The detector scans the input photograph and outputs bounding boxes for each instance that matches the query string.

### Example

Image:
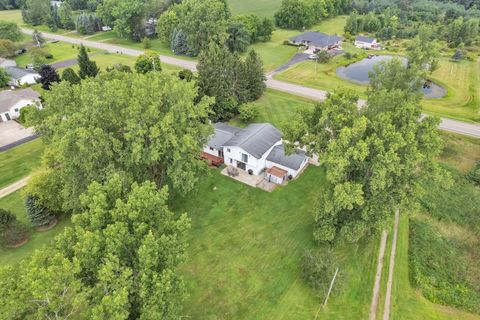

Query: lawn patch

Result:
[0,190,71,266]
[0,139,44,189]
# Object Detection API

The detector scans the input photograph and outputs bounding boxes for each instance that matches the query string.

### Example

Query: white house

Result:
[5,67,40,86]
[354,35,379,50]
[202,123,309,184]
[289,32,343,54]
[0,88,41,122]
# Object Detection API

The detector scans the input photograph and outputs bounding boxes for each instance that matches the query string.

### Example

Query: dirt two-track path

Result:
[369,210,400,320]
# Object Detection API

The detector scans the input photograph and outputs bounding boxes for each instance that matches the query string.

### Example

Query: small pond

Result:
[336,55,446,99]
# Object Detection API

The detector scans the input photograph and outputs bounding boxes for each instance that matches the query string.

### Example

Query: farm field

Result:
[0,139,44,189]
[227,0,282,17]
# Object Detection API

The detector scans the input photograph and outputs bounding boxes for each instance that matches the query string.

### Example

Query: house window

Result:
[14,108,19,112]
[227,148,231,152]
[241,153,248,163]
[209,147,214,151]
[230,159,233,164]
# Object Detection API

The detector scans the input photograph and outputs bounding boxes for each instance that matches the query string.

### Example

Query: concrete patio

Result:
[221,166,278,192]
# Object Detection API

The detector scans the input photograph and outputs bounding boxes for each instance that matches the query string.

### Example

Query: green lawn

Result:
[15,41,100,68]
[228,0,282,17]
[172,166,379,319]
[57,52,182,75]
[231,89,315,128]
[0,139,45,189]
[423,59,480,123]
[0,9,23,24]
[0,190,71,266]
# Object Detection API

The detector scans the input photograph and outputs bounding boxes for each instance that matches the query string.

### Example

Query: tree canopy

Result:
[30,72,213,212]
[1,174,190,319]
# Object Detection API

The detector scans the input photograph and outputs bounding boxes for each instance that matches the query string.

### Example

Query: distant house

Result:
[355,35,379,50]
[5,67,40,87]
[51,0,62,7]
[0,58,16,68]
[289,32,343,53]
[0,88,41,122]
[202,123,309,185]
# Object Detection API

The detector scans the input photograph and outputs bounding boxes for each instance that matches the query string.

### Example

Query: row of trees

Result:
[21,0,76,31]
[157,0,273,56]
[274,0,352,29]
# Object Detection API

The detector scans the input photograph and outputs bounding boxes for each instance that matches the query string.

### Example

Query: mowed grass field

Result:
[424,59,480,122]
[172,167,379,319]
[0,9,22,24]
[228,0,282,17]
[0,139,44,189]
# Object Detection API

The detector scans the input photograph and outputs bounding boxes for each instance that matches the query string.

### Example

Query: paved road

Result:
[22,28,480,138]
[0,176,30,199]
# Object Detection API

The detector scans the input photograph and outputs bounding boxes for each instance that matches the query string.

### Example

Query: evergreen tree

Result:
[197,43,238,121]
[78,45,99,79]
[170,29,189,55]
[242,50,266,102]
[25,195,55,228]
[62,68,81,85]
[38,65,61,90]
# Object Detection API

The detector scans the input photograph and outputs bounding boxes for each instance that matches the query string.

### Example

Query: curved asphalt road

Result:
[22,28,480,138]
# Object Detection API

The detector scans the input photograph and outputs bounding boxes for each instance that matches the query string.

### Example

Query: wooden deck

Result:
[201,152,224,166]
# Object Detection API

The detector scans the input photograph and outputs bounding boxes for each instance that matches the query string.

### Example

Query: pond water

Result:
[336,55,446,99]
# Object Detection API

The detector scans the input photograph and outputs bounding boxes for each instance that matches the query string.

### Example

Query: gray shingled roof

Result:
[289,32,343,48]
[356,35,376,43]
[0,88,40,113]
[6,67,39,80]
[266,145,307,170]
[207,123,242,150]
[222,123,282,159]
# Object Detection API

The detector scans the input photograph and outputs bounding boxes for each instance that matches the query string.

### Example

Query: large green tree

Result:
[0,175,191,319]
[406,26,440,73]
[32,72,213,212]
[97,0,147,40]
[283,59,447,243]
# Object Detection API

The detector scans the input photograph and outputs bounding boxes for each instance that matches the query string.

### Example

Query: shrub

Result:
[62,68,81,85]
[25,195,55,228]
[344,52,352,59]
[0,209,28,247]
[302,249,342,297]
[18,105,38,126]
[142,37,151,49]
[178,69,193,82]
[466,161,480,186]
[409,219,480,312]
[239,103,260,122]
[316,50,331,64]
